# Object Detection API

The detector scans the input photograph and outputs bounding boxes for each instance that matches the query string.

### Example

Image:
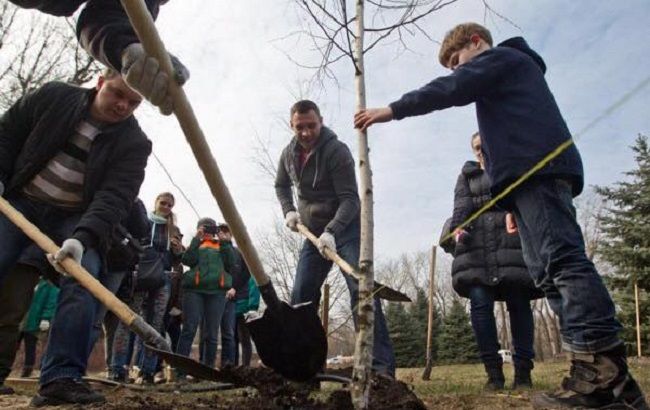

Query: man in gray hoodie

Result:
[275,100,395,377]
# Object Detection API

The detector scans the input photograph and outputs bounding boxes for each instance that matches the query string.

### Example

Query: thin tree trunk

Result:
[422,246,437,380]
[634,281,641,357]
[351,1,374,408]
[322,283,330,336]
[498,302,510,350]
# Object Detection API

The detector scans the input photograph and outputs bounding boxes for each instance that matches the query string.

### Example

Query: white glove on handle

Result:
[317,232,336,259]
[284,211,300,232]
[48,238,84,275]
[121,43,190,116]
[39,320,50,332]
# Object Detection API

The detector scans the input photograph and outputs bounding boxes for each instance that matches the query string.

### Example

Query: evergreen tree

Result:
[384,288,437,367]
[437,298,479,364]
[595,135,650,353]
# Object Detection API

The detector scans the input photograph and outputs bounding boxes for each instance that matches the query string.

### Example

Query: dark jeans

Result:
[511,178,622,354]
[177,291,226,368]
[0,195,103,385]
[111,281,170,377]
[21,332,39,369]
[220,299,237,366]
[88,270,128,370]
[292,219,396,376]
[0,264,40,384]
[468,286,535,369]
[235,315,252,367]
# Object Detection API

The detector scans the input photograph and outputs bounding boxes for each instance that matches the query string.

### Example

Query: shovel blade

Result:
[247,301,327,382]
[145,344,224,382]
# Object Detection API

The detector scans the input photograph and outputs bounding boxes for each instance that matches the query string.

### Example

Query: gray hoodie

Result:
[275,126,360,237]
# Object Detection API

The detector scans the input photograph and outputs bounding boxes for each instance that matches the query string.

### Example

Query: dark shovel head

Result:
[247,301,327,382]
[145,344,224,382]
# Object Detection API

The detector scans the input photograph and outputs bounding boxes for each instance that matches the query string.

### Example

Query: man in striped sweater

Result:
[0,69,151,406]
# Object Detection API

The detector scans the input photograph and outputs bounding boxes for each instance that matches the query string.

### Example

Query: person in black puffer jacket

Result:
[446,132,543,390]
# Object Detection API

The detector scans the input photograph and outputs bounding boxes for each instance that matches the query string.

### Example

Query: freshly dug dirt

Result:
[94,367,426,410]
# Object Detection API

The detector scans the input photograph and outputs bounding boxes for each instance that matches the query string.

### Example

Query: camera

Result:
[203,225,218,235]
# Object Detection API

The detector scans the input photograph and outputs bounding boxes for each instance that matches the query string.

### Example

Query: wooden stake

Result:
[635,280,642,357]
[422,245,437,380]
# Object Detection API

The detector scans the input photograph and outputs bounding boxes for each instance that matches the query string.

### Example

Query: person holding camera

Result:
[176,218,235,369]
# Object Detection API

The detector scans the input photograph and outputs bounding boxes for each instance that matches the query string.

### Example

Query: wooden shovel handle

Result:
[120,0,269,287]
[296,223,356,275]
[0,197,137,326]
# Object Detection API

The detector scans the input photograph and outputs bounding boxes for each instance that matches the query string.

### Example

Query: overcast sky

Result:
[124,0,650,259]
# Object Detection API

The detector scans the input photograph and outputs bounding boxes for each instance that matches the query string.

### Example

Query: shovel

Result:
[120,0,327,382]
[296,224,411,302]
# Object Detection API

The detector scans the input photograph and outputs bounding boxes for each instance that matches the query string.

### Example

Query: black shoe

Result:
[0,384,15,395]
[20,366,33,378]
[532,345,649,409]
[30,378,106,407]
[513,362,533,389]
[484,362,505,391]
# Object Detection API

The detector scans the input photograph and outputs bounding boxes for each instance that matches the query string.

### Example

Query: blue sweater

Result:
[389,37,584,199]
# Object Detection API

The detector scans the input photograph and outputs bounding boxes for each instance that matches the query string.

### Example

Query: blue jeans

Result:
[511,178,622,354]
[89,270,128,369]
[468,286,535,368]
[0,195,103,385]
[177,291,226,368]
[292,220,396,376]
[220,299,237,366]
[111,280,170,377]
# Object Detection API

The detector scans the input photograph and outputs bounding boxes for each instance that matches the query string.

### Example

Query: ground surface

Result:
[2,358,648,409]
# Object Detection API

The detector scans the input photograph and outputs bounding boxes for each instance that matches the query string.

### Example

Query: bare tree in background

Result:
[0,0,100,109]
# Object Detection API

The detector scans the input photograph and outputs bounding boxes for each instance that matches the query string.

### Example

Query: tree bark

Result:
[422,246,437,380]
[322,283,330,336]
[351,1,374,408]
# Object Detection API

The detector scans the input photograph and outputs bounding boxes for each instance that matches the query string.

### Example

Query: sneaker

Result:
[0,384,15,395]
[153,370,166,384]
[134,373,154,385]
[30,378,106,407]
[532,345,649,409]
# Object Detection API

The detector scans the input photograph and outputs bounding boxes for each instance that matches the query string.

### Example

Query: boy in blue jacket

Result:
[354,22,647,410]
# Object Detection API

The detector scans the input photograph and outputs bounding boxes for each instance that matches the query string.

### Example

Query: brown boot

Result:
[532,345,648,409]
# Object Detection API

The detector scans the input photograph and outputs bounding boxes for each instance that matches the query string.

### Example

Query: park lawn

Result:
[399,357,650,409]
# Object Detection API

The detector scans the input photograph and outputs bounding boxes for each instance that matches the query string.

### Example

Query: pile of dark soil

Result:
[93,366,426,409]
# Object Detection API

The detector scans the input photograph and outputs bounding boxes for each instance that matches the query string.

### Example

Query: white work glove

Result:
[39,320,50,332]
[317,231,336,258]
[0,181,4,196]
[121,43,190,115]
[169,307,182,317]
[47,238,84,275]
[284,211,300,232]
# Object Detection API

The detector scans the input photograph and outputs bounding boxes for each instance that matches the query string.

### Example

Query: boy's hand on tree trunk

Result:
[354,107,394,132]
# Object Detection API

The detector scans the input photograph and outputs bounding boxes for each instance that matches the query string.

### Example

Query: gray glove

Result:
[121,43,190,115]
[317,231,336,258]
[0,181,4,197]
[284,211,300,232]
[48,238,84,275]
